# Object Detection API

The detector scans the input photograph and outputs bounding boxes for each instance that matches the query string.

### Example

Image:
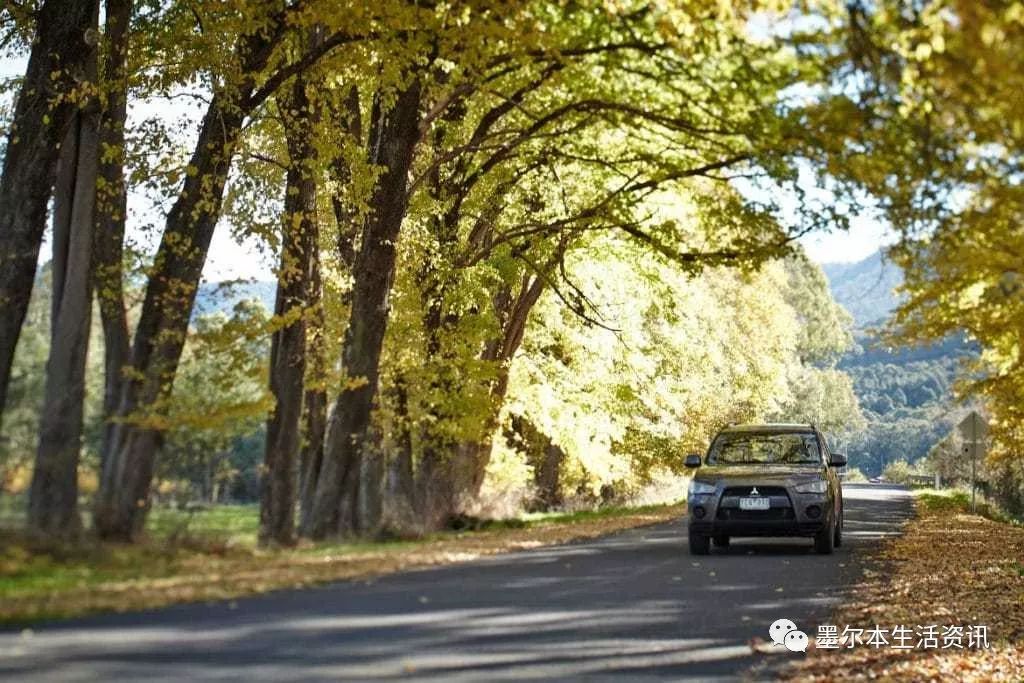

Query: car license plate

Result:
[739,496,770,511]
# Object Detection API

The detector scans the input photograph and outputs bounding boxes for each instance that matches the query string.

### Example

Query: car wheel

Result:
[689,530,710,555]
[814,516,835,555]
[833,510,843,548]
[712,534,730,548]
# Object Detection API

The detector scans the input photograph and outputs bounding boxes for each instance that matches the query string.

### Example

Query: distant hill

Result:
[822,250,976,475]
[194,280,276,318]
[821,251,902,328]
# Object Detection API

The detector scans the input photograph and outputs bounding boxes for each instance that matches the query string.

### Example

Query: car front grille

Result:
[716,507,795,521]
[722,486,788,497]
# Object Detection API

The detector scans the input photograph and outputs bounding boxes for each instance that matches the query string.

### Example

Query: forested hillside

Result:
[823,251,976,475]
[821,251,901,328]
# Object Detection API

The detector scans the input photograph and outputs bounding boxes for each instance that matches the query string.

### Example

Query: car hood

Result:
[695,463,825,483]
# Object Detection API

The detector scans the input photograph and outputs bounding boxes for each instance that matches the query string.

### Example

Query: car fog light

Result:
[693,506,706,519]
[806,505,821,519]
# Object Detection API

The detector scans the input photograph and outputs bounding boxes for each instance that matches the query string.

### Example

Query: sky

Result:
[799,217,895,264]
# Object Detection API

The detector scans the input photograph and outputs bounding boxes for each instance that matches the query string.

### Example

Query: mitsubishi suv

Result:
[684,423,846,555]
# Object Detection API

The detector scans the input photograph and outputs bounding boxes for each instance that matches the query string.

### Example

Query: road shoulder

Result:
[0,503,682,625]
[781,492,1024,681]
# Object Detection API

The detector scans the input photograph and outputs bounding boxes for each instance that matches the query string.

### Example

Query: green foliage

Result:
[498,234,862,498]
[842,467,867,483]
[156,304,272,502]
[0,268,105,494]
[768,255,863,434]
[2,0,879,531]
[926,433,971,486]
[822,253,977,476]
[881,459,921,486]
[801,1,1024,508]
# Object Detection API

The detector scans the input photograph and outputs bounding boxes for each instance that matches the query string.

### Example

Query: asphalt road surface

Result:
[0,484,913,682]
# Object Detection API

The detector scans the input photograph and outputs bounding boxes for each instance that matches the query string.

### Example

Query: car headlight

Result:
[795,479,828,494]
[688,480,716,497]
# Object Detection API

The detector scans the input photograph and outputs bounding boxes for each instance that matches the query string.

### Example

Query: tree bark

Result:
[306,80,423,540]
[94,0,133,469]
[386,376,416,508]
[453,275,548,503]
[27,70,101,535]
[93,93,247,540]
[297,247,327,532]
[506,414,565,511]
[93,16,292,541]
[297,86,361,530]
[411,275,547,525]
[0,0,101,433]
[260,73,320,547]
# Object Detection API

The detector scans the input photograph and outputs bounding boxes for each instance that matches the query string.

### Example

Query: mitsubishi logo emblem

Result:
[751,487,760,496]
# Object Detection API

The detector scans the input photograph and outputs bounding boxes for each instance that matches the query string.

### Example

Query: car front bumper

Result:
[687,489,832,537]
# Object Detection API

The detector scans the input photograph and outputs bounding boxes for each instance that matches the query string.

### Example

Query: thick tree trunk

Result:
[27,84,101,536]
[329,86,363,275]
[450,276,548,506]
[93,94,247,541]
[297,86,361,530]
[0,0,101,432]
[260,74,319,547]
[93,14,292,541]
[306,81,422,540]
[94,0,133,468]
[297,253,327,532]
[411,277,546,525]
[506,415,565,511]
[386,377,415,510]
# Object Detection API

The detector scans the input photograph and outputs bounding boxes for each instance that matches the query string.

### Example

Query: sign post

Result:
[958,411,987,513]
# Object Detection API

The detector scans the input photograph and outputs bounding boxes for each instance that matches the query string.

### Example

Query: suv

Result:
[684,423,846,555]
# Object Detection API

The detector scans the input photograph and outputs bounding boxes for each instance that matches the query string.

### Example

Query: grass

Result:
[0,499,684,625]
[915,487,1021,526]
[146,504,261,545]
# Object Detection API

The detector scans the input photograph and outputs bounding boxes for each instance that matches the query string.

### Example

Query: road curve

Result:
[0,484,913,681]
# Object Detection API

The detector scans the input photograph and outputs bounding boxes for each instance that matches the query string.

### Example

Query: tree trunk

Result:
[450,275,548,506]
[297,252,327,533]
[358,423,385,533]
[93,93,246,540]
[27,72,101,535]
[0,0,101,433]
[297,86,360,530]
[259,73,320,547]
[306,81,422,540]
[93,14,292,541]
[94,0,133,470]
[506,415,565,511]
[386,377,415,509]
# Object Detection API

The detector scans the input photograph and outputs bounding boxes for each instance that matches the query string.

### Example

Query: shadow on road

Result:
[0,484,914,682]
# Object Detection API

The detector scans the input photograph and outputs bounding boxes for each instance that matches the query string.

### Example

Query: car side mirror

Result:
[829,452,848,468]
[684,454,702,468]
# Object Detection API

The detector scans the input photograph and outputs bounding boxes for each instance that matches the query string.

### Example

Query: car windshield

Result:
[707,432,821,465]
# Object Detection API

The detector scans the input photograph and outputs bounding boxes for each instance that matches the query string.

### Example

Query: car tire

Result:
[712,534,730,548]
[833,509,843,548]
[689,530,710,555]
[814,516,835,555]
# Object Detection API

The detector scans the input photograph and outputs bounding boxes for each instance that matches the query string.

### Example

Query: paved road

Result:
[0,484,913,681]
